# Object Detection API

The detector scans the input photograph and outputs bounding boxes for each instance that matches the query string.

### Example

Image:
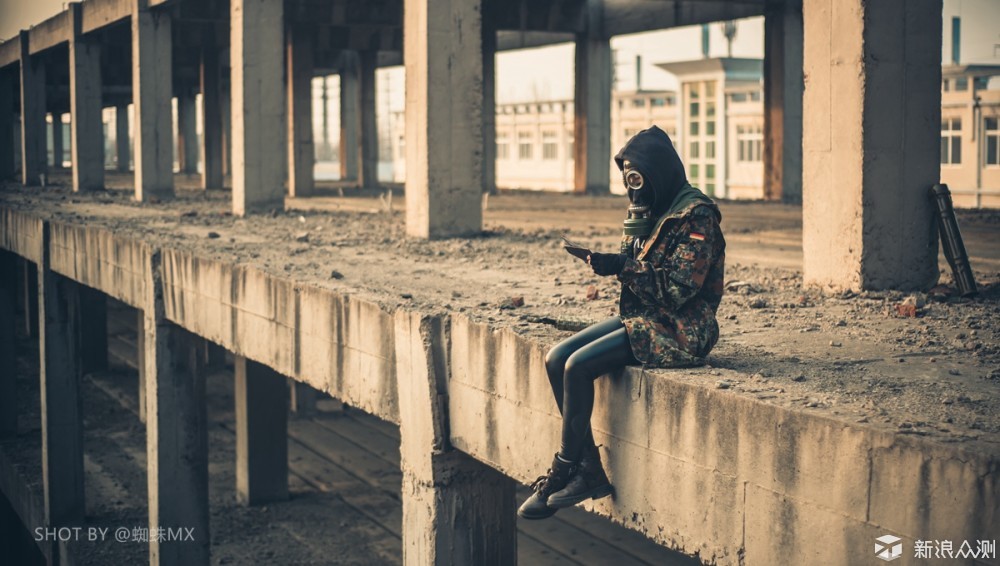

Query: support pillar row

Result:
[286,27,315,197]
[19,31,47,186]
[200,31,223,190]
[573,0,611,195]
[339,52,359,182]
[132,5,174,201]
[70,2,105,191]
[359,50,378,190]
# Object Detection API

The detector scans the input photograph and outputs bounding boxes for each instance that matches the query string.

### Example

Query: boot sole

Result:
[546,484,613,509]
[517,507,558,520]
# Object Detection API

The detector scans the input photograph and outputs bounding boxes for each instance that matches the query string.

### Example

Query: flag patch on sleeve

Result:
[689,232,706,241]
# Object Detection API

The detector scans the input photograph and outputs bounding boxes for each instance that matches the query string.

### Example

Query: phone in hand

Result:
[561,236,592,262]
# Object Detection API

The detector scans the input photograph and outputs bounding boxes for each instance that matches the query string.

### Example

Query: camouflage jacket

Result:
[617,200,726,367]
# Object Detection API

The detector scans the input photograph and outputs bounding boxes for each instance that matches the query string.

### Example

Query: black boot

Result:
[546,445,612,509]
[517,454,576,520]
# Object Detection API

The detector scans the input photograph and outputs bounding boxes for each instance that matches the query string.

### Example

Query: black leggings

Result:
[544,316,638,462]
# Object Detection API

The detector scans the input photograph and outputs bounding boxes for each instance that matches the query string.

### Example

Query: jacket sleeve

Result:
[617,211,720,311]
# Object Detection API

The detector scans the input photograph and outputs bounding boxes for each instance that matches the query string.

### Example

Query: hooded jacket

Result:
[613,126,726,367]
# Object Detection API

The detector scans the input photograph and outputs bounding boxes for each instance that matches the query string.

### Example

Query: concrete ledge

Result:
[48,220,151,309]
[1,205,997,565]
[81,0,133,35]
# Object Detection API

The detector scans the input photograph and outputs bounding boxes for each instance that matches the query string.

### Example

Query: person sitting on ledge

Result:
[518,125,727,520]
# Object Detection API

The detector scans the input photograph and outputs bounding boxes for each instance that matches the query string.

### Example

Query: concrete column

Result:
[234,356,288,505]
[22,259,38,338]
[573,0,612,195]
[802,0,941,290]
[395,312,515,565]
[200,34,223,190]
[230,0,285,215]
[143,299,209,565]
[338,52,359,182]
[20,31,47,186]
[115,105,130,172]
[132,5,174,201]
[70,2,105,191]
[137,310,146,423]
[0,72,14,181]
[403,0,484,238]
[482,19,497,195]
[51,115,63,169]
[221,84,231,180]
[79,286,108,374]
[39,233,85,526]
[0,251,16,438]
[286,28,315,197]
[288,380,317,416]
[763,0,803,202]
[359,50,378,189]
[177,92,198,175]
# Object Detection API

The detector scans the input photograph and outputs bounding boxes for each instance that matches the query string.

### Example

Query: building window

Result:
[942,79,951,92]
[690,121,699,136]
[730,92,747,103]
[651,97,666,107]
[985,117,999,166]
[955,77,969,91]
[542,131,558,160]
[706,164,715,180]
[941,118,961,165]
[497,134,509,160]
[749,90,761,102]
[632,98,645,108]
[690,102,700,117]
[518,132,533,160]
[689,142,699,158]
[737,125,763,162]
[705,141,716,159]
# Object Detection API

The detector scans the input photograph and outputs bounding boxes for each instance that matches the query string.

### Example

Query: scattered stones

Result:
[295,232,310,242]
[329,270,344,280]
[792,375,806,382]
[401,293,413,299]
[585,285,600,301]
[948,368,961,376]
[499,296,525,309]
[835,319,847,327]
[830,341,842,347]
[894,303,918,318]
[748,298,768,309]
[180,210,197,217]
[716,380,731,389]
[207,231,220,239]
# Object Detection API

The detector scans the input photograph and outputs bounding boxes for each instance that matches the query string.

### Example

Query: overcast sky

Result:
[2,0,998,108]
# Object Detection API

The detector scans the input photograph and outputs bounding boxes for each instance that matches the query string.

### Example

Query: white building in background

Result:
[391,57,1000,205]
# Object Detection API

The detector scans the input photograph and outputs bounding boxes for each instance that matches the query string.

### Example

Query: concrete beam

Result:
[39,226,85,527]
[573,0,612,194]
[358,50,378,189]
[142,257,210,565]
[763,0,803,203]
[234,356,289,505]
[177,92,198,175]
[404,0,484,238]
[339,52,359,182]
[28,12,72,55]
[200,35,223,190]
[802,0,941,290]
[81,0,133,35]
[69,3,105,191]
[394,311,516,566]
[286,28,315,198]
[0,37,19,69]
[132,5,174,201]
[0,251,16,438]
[603,0,765,37]
[48,221,151,310]
[0,71,14,181]
[115,104,130,172]
[230,0,285,215]
[20,31,47,186]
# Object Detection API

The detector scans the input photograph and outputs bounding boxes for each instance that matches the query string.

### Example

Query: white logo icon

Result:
[876,535,903,562]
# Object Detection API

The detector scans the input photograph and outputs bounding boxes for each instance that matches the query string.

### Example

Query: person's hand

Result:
[588,252,628,276]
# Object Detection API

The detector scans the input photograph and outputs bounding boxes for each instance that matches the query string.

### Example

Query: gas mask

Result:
[621,160,655,237]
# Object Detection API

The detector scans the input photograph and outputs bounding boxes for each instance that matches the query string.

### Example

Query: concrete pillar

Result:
[230,0,285,215]
[137,310,146,423]
[79,286,107,374]
[763,0,803,202]
[288,380,317,416]
[39,234,85,526]
[132,5,174,201]
[177,92,198,175]
[22,259,38,338]
[482,19,497,195]
[0,72,14,181]
[115,105,130,172]
[802,0,941,290]
[339,52,359,182]
[70,2,105,191]
[234,356,288,505]
[221,84,231,180]
[359,50,378,189]
[403,0,484,238]
[200,34,223,190]
[20,31,47,186]
[395,312,515,565]
[286,28,315,197]
[573,0,612,195]
[51,115,63,169]
[0,251,16,438]
[143,301,209,565]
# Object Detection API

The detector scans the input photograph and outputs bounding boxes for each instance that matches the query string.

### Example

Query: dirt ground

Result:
[2,176,998,458]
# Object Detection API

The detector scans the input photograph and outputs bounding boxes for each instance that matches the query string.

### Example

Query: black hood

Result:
[614,125,688,218]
